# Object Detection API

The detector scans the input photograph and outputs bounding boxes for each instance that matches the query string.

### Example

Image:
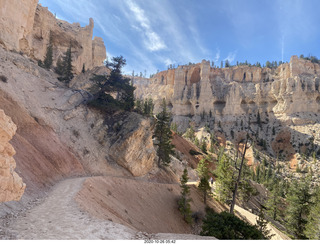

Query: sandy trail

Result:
[8,177,136,240]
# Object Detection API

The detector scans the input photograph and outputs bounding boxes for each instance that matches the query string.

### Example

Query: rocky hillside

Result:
[135,57,320,182]
[0,0,106,73]
[0,45,225,239]
[0,0,294,240]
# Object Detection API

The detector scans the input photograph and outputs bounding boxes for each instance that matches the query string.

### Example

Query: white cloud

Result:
[126,0,166,52]
[214,48,220,63]
[164,58,174,66]
[224,51,237,64]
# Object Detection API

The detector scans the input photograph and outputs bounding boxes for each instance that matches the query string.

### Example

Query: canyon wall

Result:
[0,0,106,73]
[135,56,320,124]
[0,109,25,202]
[0,0,38,52]
[135,56,320,178]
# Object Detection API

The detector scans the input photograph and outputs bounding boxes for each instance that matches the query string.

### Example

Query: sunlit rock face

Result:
[135,56,320,125]
[0,109,25,203]
[0,1,106,74]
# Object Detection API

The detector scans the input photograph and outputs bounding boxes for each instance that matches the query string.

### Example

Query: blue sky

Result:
[39,0,320,76]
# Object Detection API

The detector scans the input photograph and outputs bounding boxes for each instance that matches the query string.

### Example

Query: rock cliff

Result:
[0,109,25,202]
[107,113,156,177]
[0,0,38,52]
[135,56,320,120]
[135,56,320,180]
[0,0,106,73]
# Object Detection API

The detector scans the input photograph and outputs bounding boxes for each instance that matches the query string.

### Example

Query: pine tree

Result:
[178,168,192,224]
[237,161,255,202]
[82,63,86,73]
[135,99,143,113]
[143,98,154,116]
[87,56,135,112]
[305,186,320,239]
[197,159,211,204]
[63,44,74,82]
[255,207,274,239]
[154,99,175,167]
[229,135,250,214]
[256,164,261,183]
[43,33,53,69]
[257,111,261,127]
[265,178,283,222]
[201,208,265,239]
[214,154,234,203]
[285,177,312,239]
[57,44,73,83]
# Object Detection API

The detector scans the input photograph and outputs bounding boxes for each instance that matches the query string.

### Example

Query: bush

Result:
[200,208,266,240]
[0,75,7,83]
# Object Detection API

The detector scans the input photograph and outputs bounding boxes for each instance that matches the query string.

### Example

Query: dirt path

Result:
[7,177,136,240]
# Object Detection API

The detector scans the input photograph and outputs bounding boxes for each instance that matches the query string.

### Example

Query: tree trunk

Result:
[230,136,248,214]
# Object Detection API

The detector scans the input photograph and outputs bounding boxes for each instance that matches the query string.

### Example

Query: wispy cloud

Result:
[125,0,166,52]
[214,48,220,63]
[224,51,237,64]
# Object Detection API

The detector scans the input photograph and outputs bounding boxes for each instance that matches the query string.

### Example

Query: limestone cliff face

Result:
[108,113,156,177]
[0,0,38,52]
[0,109,25,202]
[135,56,320,179]
[135,56,320,123]
[0,1,106,73]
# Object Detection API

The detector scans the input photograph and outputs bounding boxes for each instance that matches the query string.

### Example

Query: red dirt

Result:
[75,176,226,234]
[171,132,201,169]
[0,90,85,195]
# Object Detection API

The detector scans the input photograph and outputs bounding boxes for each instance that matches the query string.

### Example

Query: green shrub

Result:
[200,208,266,240]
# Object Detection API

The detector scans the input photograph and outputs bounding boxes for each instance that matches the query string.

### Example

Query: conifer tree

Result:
[266,179,282,221]
[135,99,143,113]
[143,98,154,116]
[57,44,73,83]
[257,111,261,127]
[43,33,53,69]
[214,154,234,203]
[154,99,174,167]
[201,208,265,239]
[229,135,250,214]
[178,168,192,224]
[255,206,274,239]
[63,44,74,82]
[305,186,320,239]
[285,177,312,239]
[82,63,86,73]
[87,56,135,112]
[197,159,211,204]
